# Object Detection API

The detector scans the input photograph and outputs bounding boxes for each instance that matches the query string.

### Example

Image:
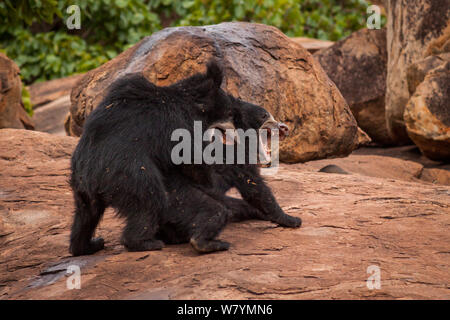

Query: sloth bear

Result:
[69,61,301,256]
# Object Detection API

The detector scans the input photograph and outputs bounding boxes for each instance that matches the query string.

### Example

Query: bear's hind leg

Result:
[118,166,167,252]
[121,208,164,252]
[70,192,105,256]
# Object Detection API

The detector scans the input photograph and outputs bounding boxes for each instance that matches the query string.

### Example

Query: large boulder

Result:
[314,28,393,145]
[0,53,34,130]
[404,22,450,161]
[404,62,450,161]
[385,0,450,144]
[425,21,450,57]
[67,22,366,163]
[406,53,450,95]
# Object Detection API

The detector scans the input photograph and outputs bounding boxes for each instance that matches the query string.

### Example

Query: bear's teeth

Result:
[258,135,272,165]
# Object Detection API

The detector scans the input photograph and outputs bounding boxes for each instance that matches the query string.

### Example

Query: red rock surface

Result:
[290,37,334,53]
[32,95,70,136]
[28,74,84,109]
[0,129,449,299]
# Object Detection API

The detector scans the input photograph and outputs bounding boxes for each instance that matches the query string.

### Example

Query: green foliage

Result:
[1,0,160,83]
[0,0,383,84]
[6,29,110,82]
[174,0,374,40]
[0,0,61,27]
[21,85,33,117]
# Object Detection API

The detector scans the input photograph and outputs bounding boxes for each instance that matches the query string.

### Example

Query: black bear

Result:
[69,60,301,256]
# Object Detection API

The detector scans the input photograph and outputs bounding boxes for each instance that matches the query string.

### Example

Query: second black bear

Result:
[69,61,301,256]
[158,102,302,253]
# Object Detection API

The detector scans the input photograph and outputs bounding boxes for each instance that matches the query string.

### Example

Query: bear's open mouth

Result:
[207,118,288,165]
[258,117,288,165]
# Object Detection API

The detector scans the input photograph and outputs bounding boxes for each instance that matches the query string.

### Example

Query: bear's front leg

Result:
[229,166,301,228]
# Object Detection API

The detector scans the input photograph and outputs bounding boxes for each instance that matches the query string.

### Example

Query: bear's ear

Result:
[192,60,224,100]
[205,59,223,89]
